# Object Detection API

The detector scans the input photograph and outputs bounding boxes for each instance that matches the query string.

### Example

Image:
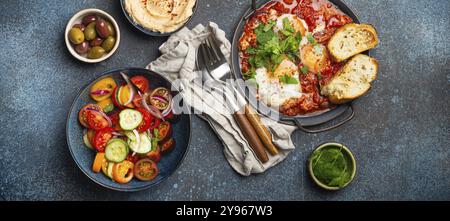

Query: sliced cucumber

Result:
[83,133,93,149]
[127,131,152,154]
[105,138,129,163]
[119,109,142,130]
[107,163,114,179]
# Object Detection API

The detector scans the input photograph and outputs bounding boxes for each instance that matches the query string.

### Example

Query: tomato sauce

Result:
[239,0,352,116]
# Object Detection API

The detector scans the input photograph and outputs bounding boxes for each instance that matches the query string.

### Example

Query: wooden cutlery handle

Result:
[233,108,269,163]
[244,105,279,155]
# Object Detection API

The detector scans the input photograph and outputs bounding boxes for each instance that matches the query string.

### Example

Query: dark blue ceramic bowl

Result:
[66,68,191,191]
[119,0,198,37]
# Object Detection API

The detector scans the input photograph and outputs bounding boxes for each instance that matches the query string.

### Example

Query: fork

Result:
[199,36,273,162]
[201,35,279,155]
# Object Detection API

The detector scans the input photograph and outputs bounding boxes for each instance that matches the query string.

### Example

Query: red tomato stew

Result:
[239,0,352,116]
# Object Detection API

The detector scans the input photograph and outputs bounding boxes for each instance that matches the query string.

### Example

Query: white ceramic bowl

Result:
[65,9,120,63]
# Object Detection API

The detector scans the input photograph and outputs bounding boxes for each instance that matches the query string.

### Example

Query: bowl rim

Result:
[308,142,357,191]
[65,67,192,191]
[65,8,121,63]
[119,0,198,37]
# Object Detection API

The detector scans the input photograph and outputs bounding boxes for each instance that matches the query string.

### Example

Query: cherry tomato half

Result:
[86,110,109,130]
[131,75,149,93]
[87,129,96,145]
[92,127,114,152]
[146,143,161,163]
[112,160,134,184]
[134,159,159,181]
[132,93,143,108]
[161,138,175,154]
[78,104,102,128]
[108,111,121,131]
[126,154,140,164]
[136,108,153,133]
[156,121,172,143]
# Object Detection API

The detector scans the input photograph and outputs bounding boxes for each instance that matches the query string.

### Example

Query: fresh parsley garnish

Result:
[282,17,295,34]
[263,20,276,32]
[317,71,322,80]
[243,67,256,79]
[244,20,303,77]
[301,66,309,74]
[279,74,299,84]
[306,33,317,45]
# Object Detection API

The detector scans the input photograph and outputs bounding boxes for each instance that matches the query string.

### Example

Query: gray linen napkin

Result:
[147,22,297,176]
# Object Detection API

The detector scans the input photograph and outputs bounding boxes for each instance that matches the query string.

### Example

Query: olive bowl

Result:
[308,142,357,191]
[65,8,120,63]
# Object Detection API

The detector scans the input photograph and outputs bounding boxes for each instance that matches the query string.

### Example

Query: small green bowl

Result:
[308,142,356,191]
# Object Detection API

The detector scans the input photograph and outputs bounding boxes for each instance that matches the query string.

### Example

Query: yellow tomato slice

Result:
[90,77,117,101]
[97,98,113,112]
[92,153,105,173]
[112,160,134,184]
[118,85,134,108]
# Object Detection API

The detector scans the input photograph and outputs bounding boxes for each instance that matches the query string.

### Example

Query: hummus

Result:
[124,0,196,33]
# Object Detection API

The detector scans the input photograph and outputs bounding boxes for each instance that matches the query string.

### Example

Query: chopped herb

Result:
[301,66,309,74]
[255,24,277,45]
[295,32,302,42]
[246,47,257,54]
[263,20,276,32]
[246,19,303,73]
[306,33,317,45]
[317,71,322,80]
[243,67,256,79]
[282,17,295,33]
[279,74,299,84]
[153,129,159,141]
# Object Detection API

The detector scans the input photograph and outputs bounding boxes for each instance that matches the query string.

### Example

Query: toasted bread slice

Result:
[327,23,379,62]
[321,54,378,104]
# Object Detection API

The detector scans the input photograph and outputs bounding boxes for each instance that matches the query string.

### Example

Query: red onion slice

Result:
[111,131,124,136]
[151,95,168,103]
[142,93,165,120]
[162,94,173,117]
[90,90,110,95]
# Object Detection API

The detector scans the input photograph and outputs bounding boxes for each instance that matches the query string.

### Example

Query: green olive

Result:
[101,36,116,52]
[105,21,115,37]
[84,22,97,41]
[68,28,84,44]
[87,46,105,59]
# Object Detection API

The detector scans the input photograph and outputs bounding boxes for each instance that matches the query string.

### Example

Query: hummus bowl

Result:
[120,0,197,36]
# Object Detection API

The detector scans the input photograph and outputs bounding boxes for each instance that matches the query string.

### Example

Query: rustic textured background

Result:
[0,0,449,200]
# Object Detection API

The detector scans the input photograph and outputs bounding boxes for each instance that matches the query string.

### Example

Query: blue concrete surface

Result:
[0,0,449,200]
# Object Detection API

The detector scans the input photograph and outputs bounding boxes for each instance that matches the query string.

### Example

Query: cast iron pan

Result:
[231,0,365,133]
[66,68,191,191]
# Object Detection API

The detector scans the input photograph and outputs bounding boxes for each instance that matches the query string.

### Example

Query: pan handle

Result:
[293,104,354,133]
[244,0,258,20]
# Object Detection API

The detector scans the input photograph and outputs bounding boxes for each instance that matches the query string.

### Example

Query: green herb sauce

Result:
[311,145,354,187]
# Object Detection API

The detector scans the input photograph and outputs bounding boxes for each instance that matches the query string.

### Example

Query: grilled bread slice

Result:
[321,54,378,104]
[327,23,379,62]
